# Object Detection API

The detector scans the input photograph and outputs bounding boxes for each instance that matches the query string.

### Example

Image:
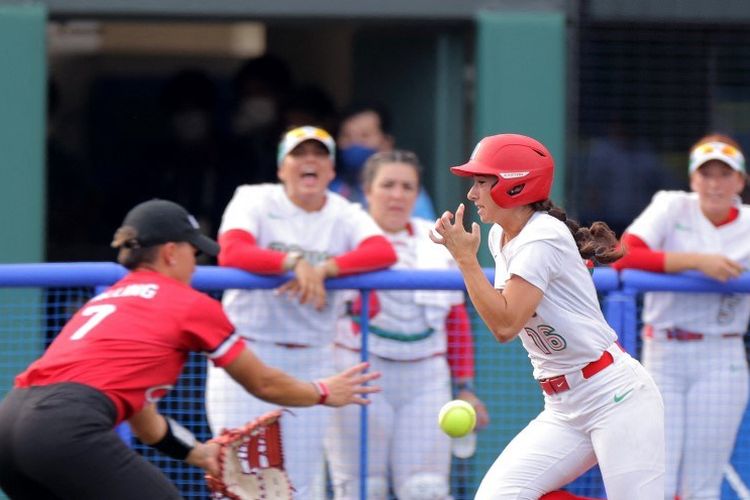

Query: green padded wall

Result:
[0,3,46,264]
[472,8,566,477]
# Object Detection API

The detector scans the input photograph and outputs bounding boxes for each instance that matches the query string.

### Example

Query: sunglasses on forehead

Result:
[693,142,742,158]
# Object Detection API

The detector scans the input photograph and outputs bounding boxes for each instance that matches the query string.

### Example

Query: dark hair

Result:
[111,226,160,270]
[530,200,624,264]
[361,150,422,191]
[339,101,392,135]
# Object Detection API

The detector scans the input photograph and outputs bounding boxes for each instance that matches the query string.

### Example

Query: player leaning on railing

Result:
[613,133,750,499]
[432,133,665,500]
[0,199,380,500]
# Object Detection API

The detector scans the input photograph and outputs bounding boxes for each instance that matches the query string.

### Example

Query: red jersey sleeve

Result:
[333,235,397,276]
[180,293,244,367]
[446,304,475,380]
[218,229,286,274]
[610,233,666,272]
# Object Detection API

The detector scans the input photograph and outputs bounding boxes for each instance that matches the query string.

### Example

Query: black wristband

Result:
[152,417,197,461]
[454,380,475,394]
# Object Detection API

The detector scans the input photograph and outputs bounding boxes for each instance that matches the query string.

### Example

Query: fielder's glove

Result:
[205,409,293,500]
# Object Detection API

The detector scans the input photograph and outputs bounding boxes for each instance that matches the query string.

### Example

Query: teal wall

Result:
[352,29,468,215]
[0,5,46,437]
[0,3,46,264]
[472,9,566,482]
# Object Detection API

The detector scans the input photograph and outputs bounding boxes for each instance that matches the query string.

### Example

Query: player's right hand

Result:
[320,362,381,407]
[275,259,328,310]
[697,254,745,282]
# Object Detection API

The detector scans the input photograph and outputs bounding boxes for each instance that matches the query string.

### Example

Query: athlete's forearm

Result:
[455,258,517,343]
[663,252,711,273]
[224,349,319,406]
[446,304,475,380]
[333,236,397,276]
[218,229,286,274]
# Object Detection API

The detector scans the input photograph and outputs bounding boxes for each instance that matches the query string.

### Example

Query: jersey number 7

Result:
[70,304,117,340]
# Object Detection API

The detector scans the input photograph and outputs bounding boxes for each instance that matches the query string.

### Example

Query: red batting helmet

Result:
[450,134,554,208]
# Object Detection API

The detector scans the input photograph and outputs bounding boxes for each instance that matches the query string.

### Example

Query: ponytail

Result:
[530,200,623,264]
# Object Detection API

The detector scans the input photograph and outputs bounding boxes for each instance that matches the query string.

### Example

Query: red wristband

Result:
[312,380,329,405]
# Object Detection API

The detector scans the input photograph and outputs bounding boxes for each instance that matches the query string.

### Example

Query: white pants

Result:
[643,333,749,500]
[475,347,665,500]
[324,347,452,499]
[205,340,334,499]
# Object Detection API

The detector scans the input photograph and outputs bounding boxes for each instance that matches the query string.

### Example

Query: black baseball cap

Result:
[113,199,220,257]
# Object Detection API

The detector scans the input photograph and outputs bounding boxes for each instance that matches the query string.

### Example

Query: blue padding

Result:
[622,270,750,293]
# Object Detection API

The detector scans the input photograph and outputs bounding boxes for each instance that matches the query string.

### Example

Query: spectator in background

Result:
[223,54,293,190]
[205,126,397,498]
[146,69,224,237]
[613,133,750,499]
[325,150,489,500]
[333,102,436,220]
[46,78,99,261]
[282,83,337,132]
[579,119,677,236]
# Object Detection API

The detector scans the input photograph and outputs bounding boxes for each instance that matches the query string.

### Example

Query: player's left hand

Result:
[430,203,481,264]
[457,389,490,429]
[186,441,221,477]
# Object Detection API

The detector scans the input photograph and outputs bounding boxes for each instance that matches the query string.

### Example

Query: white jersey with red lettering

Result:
[335,218,463,360]
[16,270,243,424]
[625,190,750,335]
[489,211,617,379]
[218,183,384,346]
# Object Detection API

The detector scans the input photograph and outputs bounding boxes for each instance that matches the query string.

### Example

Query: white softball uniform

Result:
[625,190,750,499]
[205,183,384,499]
[326,219,462,500]
[475,212,664,500]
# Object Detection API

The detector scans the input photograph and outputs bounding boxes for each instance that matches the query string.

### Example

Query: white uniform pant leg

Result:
[641,336,686,499]
[390,356,452,498]
[589,358,665,500]
[325,348,392,500]
[681,339,749,499]
[206,341,334,500]
[474,410,598,500]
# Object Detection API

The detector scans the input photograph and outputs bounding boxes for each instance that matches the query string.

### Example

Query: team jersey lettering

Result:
[70,304,117,340]
[91,283,159,301]
[524,325,567,354]
[268,242,331,266]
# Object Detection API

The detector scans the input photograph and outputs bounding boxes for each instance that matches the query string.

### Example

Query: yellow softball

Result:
[437,399,476,438]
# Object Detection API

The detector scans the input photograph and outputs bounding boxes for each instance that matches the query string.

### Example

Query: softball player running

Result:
[432,134,665,500]
[613,133,750,499]
[205,126,397,498]
[325,150,490,500]
[0,199,380,500]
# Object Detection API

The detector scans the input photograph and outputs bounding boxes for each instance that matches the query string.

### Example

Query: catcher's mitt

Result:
[205,409,293,500]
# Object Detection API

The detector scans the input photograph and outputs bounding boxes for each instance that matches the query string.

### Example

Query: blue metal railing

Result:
[3,263,750,499]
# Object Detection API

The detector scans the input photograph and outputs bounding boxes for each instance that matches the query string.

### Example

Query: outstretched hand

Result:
[320,362,382,407]
[429,203,481,264]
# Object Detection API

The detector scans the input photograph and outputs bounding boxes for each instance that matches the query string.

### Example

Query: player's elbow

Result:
[488,321,520,343]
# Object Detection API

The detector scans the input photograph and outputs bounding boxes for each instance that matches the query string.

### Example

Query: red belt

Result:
[538,349,616,396]
[644,325,741,341]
